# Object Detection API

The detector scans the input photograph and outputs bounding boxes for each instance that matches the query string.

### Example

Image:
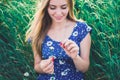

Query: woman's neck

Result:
[51,19,68,29]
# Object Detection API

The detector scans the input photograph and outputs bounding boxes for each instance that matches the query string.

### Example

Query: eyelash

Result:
[50,7,56,10]
[61,7,67,9]
[50,7,67,10]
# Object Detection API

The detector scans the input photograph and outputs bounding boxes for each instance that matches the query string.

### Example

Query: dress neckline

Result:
[46,21,78,43]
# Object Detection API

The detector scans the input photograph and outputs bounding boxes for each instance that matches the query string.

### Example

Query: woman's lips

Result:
[54,16,63,20]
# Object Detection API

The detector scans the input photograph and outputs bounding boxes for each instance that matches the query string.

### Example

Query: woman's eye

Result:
[61,5,67,9]
[49,5,67,10]
[61,7,67,9]
[49,5,56,10]
[50,7,56,10]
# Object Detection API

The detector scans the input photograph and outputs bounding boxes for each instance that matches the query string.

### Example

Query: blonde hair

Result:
[25,0,77,57]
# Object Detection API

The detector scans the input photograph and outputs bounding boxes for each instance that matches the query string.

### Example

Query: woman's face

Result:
[47,0,69,22]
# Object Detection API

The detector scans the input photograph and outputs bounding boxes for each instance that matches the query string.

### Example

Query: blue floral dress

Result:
[37,21,92,80]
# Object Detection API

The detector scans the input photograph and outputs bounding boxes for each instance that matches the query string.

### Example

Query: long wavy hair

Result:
[25,0,77,57]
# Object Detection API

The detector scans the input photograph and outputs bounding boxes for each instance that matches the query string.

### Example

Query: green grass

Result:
[0,0,120,80]
[0,0,37,80]
[75,0,120,80]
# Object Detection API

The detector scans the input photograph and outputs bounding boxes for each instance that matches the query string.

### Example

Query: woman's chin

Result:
[53,18,66,23]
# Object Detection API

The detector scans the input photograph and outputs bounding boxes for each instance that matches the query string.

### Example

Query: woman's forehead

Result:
[49,0,67,5]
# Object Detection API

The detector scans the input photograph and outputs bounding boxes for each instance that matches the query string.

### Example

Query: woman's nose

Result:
[55,9,63,15]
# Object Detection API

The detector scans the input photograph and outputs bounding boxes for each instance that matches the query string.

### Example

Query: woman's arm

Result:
[61,33,91,73]
[33,51,54,74]
[73,33,91,73]
[34,52,43,73]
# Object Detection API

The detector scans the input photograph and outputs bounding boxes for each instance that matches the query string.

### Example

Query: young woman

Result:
[25,0,92,80]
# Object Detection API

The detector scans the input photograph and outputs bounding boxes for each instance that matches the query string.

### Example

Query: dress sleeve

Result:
[77,22,92,43]
[27,37,32,44]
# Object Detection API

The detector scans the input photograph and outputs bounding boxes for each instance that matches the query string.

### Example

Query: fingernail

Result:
[60,42,66,48]
[52,57,54,62]
[60,42,62,46]
[63,44,65,48]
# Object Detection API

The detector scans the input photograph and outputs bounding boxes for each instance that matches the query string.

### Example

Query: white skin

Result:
[34,0,91,74]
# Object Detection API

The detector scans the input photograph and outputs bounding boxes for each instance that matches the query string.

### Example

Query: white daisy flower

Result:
[73,31,78,36]
[49,56,56,59]
[59,60,65,65]
[61,68,70,76]
[50,77,55,80]
[24,72,29,77]
[87,26,92,31]
[47,41,53,46]
[49,46,54,50]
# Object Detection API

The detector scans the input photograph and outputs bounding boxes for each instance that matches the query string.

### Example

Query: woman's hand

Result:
[60,39,79,59]
[39,57,54,74]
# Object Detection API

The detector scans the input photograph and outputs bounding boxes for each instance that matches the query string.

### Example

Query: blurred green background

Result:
[0,0,120,80]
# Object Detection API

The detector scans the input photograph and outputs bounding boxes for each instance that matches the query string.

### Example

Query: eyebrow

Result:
[49,4,67,6]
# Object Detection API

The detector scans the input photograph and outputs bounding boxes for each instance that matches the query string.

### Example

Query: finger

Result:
[60,39,73,49]
[60,43,64,48]
[44,68,53,74]
[64,40,72,47]
[60,39,67,48]
[42,58,52,69]
[47,66,54,74]
[49,56,55,62]
[44,62,54,72]
[69,47,79,53]
[66,43,76,51]
[44,67,54,74]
